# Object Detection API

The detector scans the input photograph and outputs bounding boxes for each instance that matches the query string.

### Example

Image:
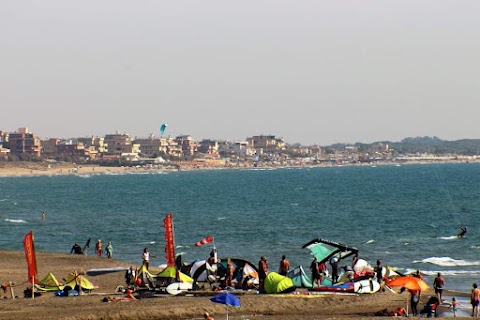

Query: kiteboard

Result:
[354,278,380,294]
[86,267,129,276]
[166,282,193,296]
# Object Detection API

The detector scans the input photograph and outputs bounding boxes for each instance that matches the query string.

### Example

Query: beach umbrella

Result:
[210,292,241,320]
[386,276,429,291]
[386,276,429,315]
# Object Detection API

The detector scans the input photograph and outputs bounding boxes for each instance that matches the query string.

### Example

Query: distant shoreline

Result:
[0,159,476,178]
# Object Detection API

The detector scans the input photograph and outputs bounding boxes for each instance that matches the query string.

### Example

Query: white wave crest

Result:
[414,257,480,267]
[471,245,480,249]
[5,218,26,223]
[217,217,227,220]
[149,241,155,244]
[0,198,7,202]
[438,236,458,240]
[77,174,92,178]
[405,268,480,276]
[365,239,375,244]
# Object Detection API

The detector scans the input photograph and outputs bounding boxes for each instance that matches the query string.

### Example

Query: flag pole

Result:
[212,237,217,263]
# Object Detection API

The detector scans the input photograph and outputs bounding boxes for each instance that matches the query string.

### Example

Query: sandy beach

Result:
[0,161,168,177]
[0,249,460,320]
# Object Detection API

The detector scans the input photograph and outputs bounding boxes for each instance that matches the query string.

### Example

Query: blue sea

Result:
[1,163,480,294]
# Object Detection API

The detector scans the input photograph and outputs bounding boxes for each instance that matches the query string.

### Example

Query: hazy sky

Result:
[2,1,479,146]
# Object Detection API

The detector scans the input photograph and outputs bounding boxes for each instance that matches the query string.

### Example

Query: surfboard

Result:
[86,267,129,276]
[354,278,380,294]
[166,282,193,296]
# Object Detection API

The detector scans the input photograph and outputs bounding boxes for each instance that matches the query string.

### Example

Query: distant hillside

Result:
[325,137,480,155]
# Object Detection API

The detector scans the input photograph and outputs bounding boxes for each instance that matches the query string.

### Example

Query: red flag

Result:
[23,230,38,284]
[163,213,176,267]
[194,236,214,247]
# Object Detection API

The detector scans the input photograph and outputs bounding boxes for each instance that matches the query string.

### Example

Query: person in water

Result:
[458,226,467,238]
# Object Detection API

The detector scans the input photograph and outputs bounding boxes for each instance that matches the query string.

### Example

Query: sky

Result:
[1,1,480,146]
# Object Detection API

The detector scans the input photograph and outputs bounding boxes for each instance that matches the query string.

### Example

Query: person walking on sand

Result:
[142,247,156,270]
[433,272,445,302]
[471,283,480,317]
[279,255,290,276]
[95,239,103,257]
[258,256,268,293]
[105,241,113,259]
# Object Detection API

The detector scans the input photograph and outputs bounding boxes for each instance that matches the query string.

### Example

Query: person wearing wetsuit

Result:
[458,226,467,238]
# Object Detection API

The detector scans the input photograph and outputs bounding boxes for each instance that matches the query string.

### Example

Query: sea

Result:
[1,162,480,297]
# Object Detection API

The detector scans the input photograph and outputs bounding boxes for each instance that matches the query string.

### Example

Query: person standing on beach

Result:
[225,258,235,288]
[279,255,290,276]
[330,257,339,285]
[105,241,113,259]
[471,283,480,317]
[258,256,268,293]
[375,260,383,284]
[310,257,321,287]
[95,240,103,257]
[409,289,421,316]
[351,252,359,268]
[433,272,445,302]
[142,247,155,270]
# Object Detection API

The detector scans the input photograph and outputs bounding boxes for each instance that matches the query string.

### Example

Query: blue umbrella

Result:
[210,292,241,320]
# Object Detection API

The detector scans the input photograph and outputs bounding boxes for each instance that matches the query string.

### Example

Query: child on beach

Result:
[451,297,459,317]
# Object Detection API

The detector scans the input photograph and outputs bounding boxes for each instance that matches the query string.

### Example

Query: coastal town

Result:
[0,127,478,169]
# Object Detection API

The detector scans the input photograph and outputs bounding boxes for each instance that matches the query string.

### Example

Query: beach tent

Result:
[287,266,312,288]
[264,272,295,294]
[35,273,64,292]
[136,265,193,288]
[63,273,97,291]
[158,266,193,283]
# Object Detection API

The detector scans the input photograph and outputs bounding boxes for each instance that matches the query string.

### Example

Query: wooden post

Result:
[9,281,15,300]
[31,277,34,299]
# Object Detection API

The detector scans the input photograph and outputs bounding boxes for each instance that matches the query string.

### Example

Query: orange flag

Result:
[163,213,176,267]
[23,230,38,283]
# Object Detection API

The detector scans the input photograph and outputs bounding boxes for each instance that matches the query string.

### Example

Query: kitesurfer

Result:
[458,226,467,238]
[70,243,84,255]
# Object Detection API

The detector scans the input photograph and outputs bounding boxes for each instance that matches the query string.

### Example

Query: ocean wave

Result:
[405,268,480,276]
[77,174,92,178]
[0,198,7,202]
[438,235,458,240]
[414,257,480,267]
[217,217,227,220]
[176,245,191,249]
[5,218,26,223]
[365,239,375,244]
[471,245,480,249]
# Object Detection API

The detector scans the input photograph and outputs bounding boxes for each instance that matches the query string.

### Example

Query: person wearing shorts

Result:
[433,272,445,302]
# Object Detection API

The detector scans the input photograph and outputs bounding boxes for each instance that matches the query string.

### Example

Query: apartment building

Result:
[6,128,42,157]
[246,135,286,154]
[104,132,140,155]
[175,135,198,157]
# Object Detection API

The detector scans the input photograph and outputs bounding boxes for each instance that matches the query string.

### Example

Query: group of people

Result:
[95,239,113,258]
